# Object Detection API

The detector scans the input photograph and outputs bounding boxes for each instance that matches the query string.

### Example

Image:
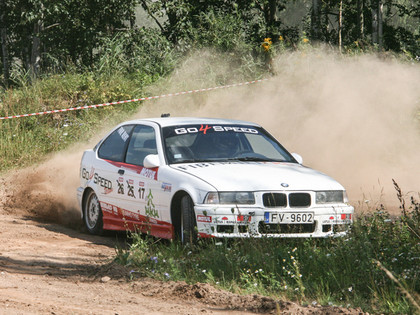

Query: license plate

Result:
[264,212,314,224]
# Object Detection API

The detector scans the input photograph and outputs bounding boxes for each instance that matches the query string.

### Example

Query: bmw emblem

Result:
[281,183,289,187]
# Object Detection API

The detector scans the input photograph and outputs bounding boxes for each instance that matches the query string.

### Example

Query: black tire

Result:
[180,195,197,245]
[84,190,103,235]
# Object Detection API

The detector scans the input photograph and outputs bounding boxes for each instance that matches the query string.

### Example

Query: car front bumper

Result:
[194,204,354,238]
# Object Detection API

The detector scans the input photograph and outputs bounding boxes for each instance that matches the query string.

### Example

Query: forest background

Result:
[1,0,419,87]
[1,2,419,314]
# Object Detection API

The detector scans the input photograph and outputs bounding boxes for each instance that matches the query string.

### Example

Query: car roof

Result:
[121,117,261,128]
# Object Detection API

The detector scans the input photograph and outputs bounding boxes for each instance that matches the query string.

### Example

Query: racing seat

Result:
[125,139,157,166]
[194,133,240,159]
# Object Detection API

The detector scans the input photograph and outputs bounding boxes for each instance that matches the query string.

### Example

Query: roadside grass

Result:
[1,36,419,312]
[116,191,420,314]
[0,72,143,171]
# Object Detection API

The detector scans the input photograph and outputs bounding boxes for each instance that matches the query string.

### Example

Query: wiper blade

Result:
[229,156,281,162]
[172,158,220,164]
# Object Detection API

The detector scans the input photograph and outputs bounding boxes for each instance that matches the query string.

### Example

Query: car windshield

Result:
[162,124,296,164]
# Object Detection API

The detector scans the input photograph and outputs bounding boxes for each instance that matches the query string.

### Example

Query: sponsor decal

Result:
[175,161,249,171]
[341,213,352,220]
[81,167,95,180]
[104,187,113,194]
[161,182,172,192]
[197,215,212,223]
[237,215,251,222]
[127,180,136,198]
[93,173,112,189]
[122,209,140,221]
[139,181,145,187]
[145,189,159,218]
[148,217,158,224]
[214,216,236,224]
[116,180,124,194]
[118,127,129,142]
[140,168,156,180]
[199,124,211,134]
[101,202,113,214]
[174,125,258,135]
[138,187,145,199]
[100,202,119,216]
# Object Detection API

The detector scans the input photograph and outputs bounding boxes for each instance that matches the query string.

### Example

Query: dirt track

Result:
[0,176,366,315]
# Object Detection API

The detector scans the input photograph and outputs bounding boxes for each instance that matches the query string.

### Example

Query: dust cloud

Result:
[2,145,88,226]
[138,50,420,213]
[2,49,419,223]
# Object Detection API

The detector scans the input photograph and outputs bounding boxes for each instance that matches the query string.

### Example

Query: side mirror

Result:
[291,153,303,164]
[143,154,160,168]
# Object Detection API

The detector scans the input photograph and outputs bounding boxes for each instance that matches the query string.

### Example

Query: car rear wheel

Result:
[84,190,103,235]
[180,195,197,245]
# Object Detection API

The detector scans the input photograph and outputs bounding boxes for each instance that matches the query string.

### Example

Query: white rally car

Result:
[77,117,353,242]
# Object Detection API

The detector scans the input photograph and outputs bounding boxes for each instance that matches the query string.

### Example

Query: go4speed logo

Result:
[174,125,258,135]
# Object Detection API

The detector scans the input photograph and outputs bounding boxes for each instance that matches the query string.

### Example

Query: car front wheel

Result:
[180,195,197,245]
[84,190,103,235]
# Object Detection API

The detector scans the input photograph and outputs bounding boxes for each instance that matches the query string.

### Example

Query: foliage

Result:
[117,194,420,314]
[0,30,180,171]
[0,0,136,72]
[1,0,420,88]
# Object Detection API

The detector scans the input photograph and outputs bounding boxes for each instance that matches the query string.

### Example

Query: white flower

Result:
[348,286,353,292]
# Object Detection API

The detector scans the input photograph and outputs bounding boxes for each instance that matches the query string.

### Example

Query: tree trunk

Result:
[338,0,343,53]
[378,0,383,50]
[0,0,9,86]
[311,0,322,40]
[371,0,383,49]
[357,0,364,40]
[30,21,42,78]
[266,0,277,30]
[371,0,378,45]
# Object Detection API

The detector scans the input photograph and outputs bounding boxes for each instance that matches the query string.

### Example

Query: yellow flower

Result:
[262,43,270,51]
[302,38,309,43]
[279,35,284,41]
[262,38,272,51]
[264,37,272,45]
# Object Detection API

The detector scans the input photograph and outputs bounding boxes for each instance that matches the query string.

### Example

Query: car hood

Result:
[171,162,344,191]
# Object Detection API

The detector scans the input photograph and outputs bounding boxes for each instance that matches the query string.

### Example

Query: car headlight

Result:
[316,191,346,204]
[204,192,255,205]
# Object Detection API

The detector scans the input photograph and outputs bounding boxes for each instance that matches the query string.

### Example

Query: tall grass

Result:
[116,189,420,314]
[0,31,179,172]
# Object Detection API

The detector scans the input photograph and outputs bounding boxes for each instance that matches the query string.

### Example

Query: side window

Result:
[98,125,134,161]
[125,125,157,166]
